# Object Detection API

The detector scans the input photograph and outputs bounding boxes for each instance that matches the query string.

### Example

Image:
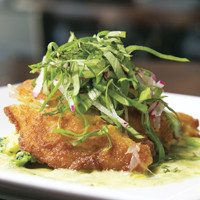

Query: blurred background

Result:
[0,0,200,95]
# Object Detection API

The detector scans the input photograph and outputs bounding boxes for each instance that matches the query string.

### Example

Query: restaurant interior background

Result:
[0,0,200,95]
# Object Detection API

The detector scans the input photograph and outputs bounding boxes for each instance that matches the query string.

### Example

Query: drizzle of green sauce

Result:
[0,141,200,188]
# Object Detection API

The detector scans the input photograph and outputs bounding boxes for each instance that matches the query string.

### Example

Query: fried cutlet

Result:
[4,80,199,172]
[4,104,152,172]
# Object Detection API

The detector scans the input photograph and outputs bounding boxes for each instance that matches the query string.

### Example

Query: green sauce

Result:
[0,143,200,188]
[1,132,200,188]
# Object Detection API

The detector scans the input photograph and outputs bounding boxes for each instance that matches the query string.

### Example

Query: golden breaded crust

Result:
[178,113,200,138]
[16,79,61,108]
[4,104,152,172]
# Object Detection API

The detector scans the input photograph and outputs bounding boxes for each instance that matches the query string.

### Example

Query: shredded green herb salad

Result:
[29,30,189,164]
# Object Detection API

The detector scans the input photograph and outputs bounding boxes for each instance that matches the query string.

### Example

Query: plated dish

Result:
[0,89,200,200]
[0,31,200,199]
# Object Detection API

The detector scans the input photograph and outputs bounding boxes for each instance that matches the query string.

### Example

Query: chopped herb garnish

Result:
[29,31,188,162]
[11,151,36,167]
